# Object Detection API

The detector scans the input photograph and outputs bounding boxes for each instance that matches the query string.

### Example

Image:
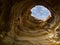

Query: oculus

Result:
[31,5,51,21]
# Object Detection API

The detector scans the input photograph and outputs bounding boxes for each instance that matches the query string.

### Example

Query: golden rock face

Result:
[0,0,60,45]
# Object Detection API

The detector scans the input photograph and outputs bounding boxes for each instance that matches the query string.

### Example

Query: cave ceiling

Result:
[0,0,60,45]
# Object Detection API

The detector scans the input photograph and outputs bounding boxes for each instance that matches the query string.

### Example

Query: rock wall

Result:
[0,0,60,45]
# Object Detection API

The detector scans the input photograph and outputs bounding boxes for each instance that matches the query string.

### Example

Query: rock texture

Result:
[0,0,60,45]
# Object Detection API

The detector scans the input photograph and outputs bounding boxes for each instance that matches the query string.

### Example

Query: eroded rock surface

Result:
[0,0,60,45]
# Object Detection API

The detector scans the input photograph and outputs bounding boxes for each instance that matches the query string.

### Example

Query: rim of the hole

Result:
[30,5,52,21]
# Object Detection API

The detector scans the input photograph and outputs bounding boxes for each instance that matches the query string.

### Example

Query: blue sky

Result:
[31,5,51,21]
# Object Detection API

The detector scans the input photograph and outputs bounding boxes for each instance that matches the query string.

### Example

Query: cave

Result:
[0,0,60,45]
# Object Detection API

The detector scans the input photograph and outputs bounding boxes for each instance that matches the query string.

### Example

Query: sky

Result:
[31,5,51,21]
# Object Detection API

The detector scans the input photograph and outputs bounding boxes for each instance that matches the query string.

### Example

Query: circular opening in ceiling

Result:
[31,5,51,21]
